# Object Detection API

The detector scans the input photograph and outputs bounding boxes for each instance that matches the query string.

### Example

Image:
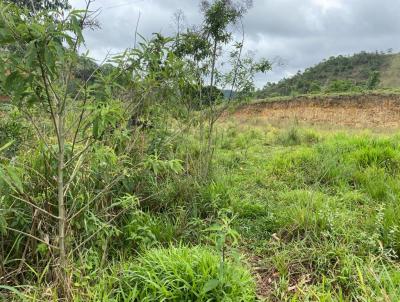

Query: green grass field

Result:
[212,119,400,301]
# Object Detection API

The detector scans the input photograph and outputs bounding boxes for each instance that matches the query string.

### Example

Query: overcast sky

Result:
[70,0,400,87]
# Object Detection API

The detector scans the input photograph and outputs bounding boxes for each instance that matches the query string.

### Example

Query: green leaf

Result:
[0,27,14,44]
[25,41,38,68]
[0,165,24,193]
[92,118,100,139]
[0,140,14,153]
[70,15,84,43]
[5,71,24,92]
[7,166,24,193]
[0,202,7,235]
[202,279,220,293]
[36,243,48,256]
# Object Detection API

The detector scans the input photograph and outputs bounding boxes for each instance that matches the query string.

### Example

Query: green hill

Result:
[258,51,400,98]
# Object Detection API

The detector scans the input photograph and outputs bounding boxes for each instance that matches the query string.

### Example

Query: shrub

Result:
[114,246,256,301]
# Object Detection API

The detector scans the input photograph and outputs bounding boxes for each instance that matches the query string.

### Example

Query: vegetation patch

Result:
[106,246,256,302]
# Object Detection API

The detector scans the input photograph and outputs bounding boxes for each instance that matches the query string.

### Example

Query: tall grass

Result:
[214,122,400,300]
[87,246,255,302]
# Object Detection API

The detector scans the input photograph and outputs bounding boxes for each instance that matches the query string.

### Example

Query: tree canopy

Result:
[5,0,70,11]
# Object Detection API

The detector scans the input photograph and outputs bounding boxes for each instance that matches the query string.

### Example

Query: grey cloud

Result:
[70,0,400,87]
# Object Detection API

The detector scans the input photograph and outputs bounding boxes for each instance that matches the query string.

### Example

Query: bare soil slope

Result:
[230,94,400,129]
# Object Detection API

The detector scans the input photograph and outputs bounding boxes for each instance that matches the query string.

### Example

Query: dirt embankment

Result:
[229,94,400,129]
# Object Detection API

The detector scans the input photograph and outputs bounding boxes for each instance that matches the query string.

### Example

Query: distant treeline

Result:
[257,51,397,98]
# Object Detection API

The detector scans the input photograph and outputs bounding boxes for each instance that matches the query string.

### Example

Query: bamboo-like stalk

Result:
[56,105,66,283]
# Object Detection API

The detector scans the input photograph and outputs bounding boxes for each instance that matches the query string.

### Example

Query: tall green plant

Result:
[0,1,107,295]
[0,3,206,295]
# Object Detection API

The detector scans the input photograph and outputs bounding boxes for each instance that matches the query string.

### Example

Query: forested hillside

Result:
[258,51,400,97]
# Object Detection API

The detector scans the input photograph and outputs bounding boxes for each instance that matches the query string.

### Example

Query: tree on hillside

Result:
[367,71,380,90]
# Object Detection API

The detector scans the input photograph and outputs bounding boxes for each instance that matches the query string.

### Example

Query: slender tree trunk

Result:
[0,234,5,277]
[57,107,66,285]
[204,40,218,178]
[209,41,218,95]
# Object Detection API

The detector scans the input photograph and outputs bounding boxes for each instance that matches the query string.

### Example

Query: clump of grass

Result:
[276,126,302,146]
[275,127,321,146]
[113,246,256,301]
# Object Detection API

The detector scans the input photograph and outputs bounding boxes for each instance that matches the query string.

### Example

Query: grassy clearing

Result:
[212,119,400,301]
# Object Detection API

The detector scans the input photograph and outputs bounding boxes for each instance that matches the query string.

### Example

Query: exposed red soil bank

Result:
[229,94,400,129]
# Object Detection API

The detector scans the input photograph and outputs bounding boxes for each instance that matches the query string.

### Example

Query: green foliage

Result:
[0,3,219,295]
[367,70,381,90]
[112,246,256,301]
[174,29,212,62]
[0,3,85,106]
[0,106,31,157]
[17,2,391,302]
[173,0,266,106]
[74,56,98,79]
[202,85,225,104]
[201,0,251,44]
[5,0,70,11]
[325,79,361,93]
[144,154,183,177]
